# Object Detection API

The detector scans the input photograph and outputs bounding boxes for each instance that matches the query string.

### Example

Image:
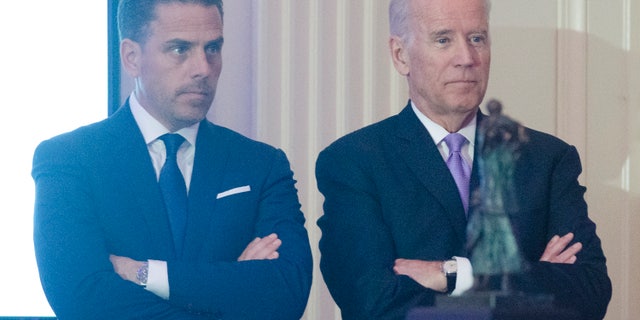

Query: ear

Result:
[120,39,142,78]
[389,36,410,76]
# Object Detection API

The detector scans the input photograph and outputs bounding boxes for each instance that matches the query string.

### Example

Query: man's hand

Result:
[393,259,447,292]
[237,233,282,261]
[539,232,582,264]
[109,254,146,284]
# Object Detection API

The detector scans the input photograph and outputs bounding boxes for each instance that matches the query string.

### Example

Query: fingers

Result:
[109,254,142,282]
[540,233,571,261]
[393,259,428,275]
[109,254,128,276]
[237,233,282,261]
[539,232,582,264]
[556,242,582,263]
[394,259,447,292]
[393,258,410,275]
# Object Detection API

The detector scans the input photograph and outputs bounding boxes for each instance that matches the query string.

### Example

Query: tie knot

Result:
[444,133,466,153]
[160,134,185,158]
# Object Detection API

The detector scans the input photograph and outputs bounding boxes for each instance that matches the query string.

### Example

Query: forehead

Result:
[410,0,488,33]
[149,3,223,39]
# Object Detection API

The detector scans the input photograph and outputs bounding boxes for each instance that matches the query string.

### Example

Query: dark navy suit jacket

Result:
[33,103,312,319]
[316,102,610,320]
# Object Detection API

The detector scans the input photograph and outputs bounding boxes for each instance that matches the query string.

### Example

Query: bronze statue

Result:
[466,99,529,292]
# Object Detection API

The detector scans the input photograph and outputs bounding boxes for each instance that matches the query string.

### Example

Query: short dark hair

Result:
[117,0,224,43]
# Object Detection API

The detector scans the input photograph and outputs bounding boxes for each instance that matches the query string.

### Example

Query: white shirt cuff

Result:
[146,259,170,300]
[450,256,473,296]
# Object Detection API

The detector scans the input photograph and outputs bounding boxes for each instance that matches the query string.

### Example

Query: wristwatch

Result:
[136,261,149,287]
[442,258,457,295]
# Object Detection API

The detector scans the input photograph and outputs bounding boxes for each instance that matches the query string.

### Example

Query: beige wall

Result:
[123,1,640,319]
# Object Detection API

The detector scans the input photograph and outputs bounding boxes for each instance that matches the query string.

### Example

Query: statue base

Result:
[428,291,580,320]
[436,290,554,309]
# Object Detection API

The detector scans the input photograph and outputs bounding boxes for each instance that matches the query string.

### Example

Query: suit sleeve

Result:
[165,149,313,320]
[519,145,612,320]
[315,144,432,320]
[32,140,209,320]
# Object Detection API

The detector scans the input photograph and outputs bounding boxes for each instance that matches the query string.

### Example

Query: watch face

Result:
[443,260,457,274]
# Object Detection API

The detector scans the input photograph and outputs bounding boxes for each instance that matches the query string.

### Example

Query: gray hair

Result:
[389,0,491,41]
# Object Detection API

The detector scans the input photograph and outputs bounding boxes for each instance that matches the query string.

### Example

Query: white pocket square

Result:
[216,185,251,199]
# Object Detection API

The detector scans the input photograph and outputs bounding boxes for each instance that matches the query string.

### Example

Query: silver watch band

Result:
[136,261,149,286]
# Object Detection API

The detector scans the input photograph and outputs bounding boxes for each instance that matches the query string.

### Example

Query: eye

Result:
[171,45,189,55]
[470,35,487,45]
[205,43,222,55]
[205,39,224,55]
[437,38,449,45]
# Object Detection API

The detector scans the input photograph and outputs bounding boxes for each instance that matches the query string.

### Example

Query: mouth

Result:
[177,83,213,98]
[446,80,478,85]
[176,88,214,109]
[445,80,480,91]
[179,90,211,97]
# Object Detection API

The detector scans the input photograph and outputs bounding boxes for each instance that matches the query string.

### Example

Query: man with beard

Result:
[32,1,312,319]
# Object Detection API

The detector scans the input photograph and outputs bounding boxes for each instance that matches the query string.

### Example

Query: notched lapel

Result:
[106,104,177,258]
[182,122,230,258]
[393,106,467,239]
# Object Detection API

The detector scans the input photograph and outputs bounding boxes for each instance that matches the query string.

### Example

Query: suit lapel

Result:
[468,112,485,217]
[105,103,176,258]
[182,121,229,258]
[393,104,467,239]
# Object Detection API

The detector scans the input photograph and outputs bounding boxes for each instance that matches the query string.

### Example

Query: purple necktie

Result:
[159,134,188,256]
[444,133,471,213]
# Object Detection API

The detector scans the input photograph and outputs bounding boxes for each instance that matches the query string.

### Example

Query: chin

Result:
[452,96,483,111]
[184,113,208,125]
[185,100,212,114]
[174,109,208,127]
[449,102,479,113]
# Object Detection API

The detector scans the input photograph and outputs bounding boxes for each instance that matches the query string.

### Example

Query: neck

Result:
[418,108,477,133]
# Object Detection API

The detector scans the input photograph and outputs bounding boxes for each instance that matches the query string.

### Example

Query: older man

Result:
[316,0,611,319]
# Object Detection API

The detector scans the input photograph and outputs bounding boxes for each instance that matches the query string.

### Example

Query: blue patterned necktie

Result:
[444,133,471,213]
[159,134,188,255]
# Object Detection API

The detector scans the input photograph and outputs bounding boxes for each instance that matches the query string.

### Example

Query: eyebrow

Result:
[164,38,192,47]
[206,37,224,47]
[431,29,454,38]
[469,29,489,36]
[163,36,224,47]
[430,28,488,38]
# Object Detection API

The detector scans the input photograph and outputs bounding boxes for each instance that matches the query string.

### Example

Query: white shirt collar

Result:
[410,101,477,147]
[129,93,199,146]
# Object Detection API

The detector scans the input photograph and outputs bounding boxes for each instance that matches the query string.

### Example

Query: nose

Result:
[453,42,477,68]
[190,49,220,79]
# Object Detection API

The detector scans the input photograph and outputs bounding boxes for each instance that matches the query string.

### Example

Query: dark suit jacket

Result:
[32,103,312,319]
[316,102,611,320]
